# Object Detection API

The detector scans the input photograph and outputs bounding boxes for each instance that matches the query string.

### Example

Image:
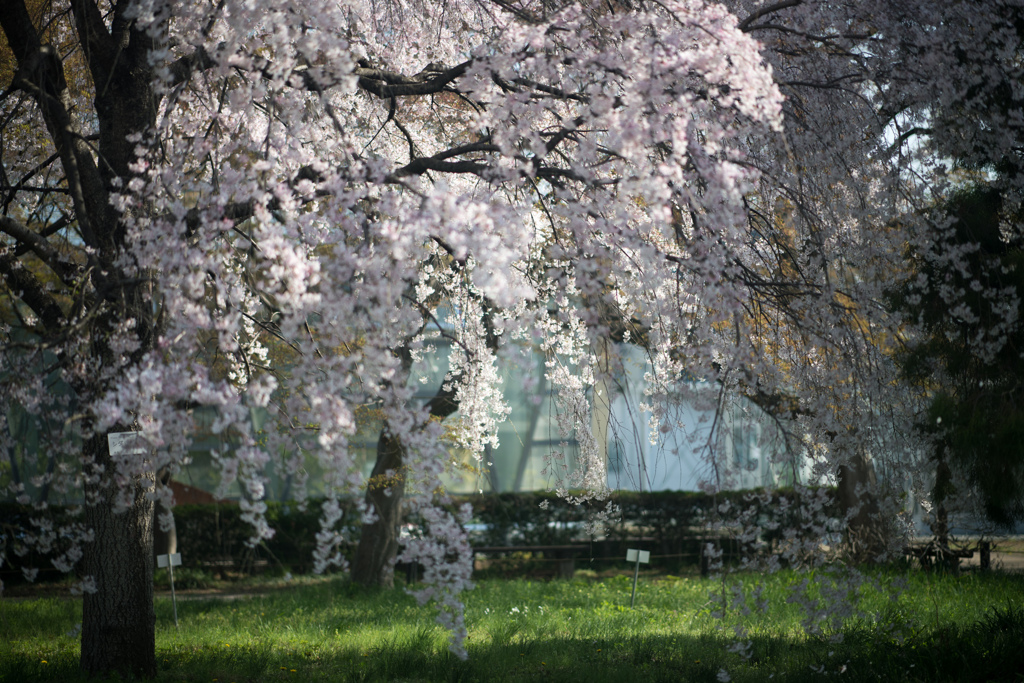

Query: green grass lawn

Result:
[2,568,1023,682]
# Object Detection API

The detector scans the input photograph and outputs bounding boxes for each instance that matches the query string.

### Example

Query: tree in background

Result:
[887,2,1024,534]
[2,0,1023,678]
[894,185,1024,531]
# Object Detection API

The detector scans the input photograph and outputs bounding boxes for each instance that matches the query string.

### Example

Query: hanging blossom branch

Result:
[5,0,1020,673]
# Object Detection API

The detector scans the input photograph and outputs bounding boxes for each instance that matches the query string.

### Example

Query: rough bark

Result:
[352,373,460,586]
[351,427,406,587]
[80,432,156,679]
[0,2,160,676]
[837,452,884,563]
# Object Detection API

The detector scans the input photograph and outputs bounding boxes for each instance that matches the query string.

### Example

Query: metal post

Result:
[158,553,182,628]
[168,559,179,628]
[625,549,649,608]
[168,557,179,626]
[631,555,641,608]
[634,445,643,609]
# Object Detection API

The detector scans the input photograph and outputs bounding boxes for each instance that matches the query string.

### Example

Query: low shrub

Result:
[1,487,837,581]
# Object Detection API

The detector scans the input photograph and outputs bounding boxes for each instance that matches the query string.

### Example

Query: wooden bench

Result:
[903,541,990,570]
[471,544,588,579]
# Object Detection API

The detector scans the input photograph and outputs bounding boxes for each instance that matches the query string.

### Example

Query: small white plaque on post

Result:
[626,548,650,608]
[626,549,650,564]
[107,432,155,490]
[157,553,183,627]
[157,553,182,568]
[107,431,149,456]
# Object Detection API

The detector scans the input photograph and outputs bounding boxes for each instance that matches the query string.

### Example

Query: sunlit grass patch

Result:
[1,569,1023,681]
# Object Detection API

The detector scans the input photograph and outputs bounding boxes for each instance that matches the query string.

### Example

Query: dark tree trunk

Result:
[930,458,957,570]
[352,374,460,586]
[351,427,406,587]
[837,452,883,562]
[80,432,156,679]
[0,2,162,673]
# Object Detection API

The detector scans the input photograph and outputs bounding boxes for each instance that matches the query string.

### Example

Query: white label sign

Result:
[157,553,182,568]
[107,432,148,456]
[626,549,650,564]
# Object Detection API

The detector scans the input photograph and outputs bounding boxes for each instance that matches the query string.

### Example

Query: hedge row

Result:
[172,499,348,574]
[167,487,839,572]
[2,488,838,578]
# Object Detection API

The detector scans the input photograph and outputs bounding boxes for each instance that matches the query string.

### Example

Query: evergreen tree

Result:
[895,184,1024,528]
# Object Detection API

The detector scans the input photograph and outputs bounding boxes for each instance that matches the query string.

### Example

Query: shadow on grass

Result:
[3,604,1023,683]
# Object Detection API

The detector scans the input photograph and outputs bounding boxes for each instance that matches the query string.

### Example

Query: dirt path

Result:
[1,576,321,602]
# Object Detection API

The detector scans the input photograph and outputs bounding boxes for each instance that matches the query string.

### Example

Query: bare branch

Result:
[0,215,81,283]
[738,0,802,32]
[168,45,219,87]
[355,61,471,99]
[388,142,498,180]
[0,248,67,330]
[69,0,115,84]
